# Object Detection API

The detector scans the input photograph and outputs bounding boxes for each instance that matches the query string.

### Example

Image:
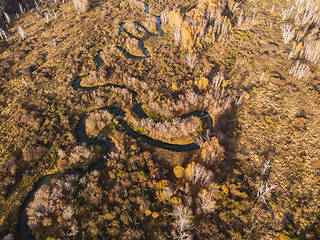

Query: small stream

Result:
[18,3,212,239]
[116,2,164,59]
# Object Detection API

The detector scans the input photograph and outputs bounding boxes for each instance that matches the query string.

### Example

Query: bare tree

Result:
[44,12,50,23]
[289,60,311,79]
[187,163,203,184]
[222,95,233,111]
[35,11,40,20]
[161,9,168,24]
[200,169,213,186]
[259,72,265,82]
[46,9,53,19]
[3,233,14,240]
[288,42,299,60]
[70,223,79,236]
[300,31,320,64]
[236,91,246,106]
[19,3,25,14]
[271,4,275,13]
[172,205,193,240]
[282,24,295,44]
[22,80,28,89]
[237,10,243,26]
[213,72,223,92]
[0,28,9,42]
[257,181,276,217]
[203,129,211,141]
[201,139,224,165]
[72,0,89,13]
[108,150,119,160]
[4,12,10,24]
[184,52,198,69]
[261,160,271,175]
[18,26,26,40]
[85,109,114,136]
[194,136,205,147]
[186,162,213,186]
[163,186,174,199]
[197,188,215,214]
[228,2,240,13]
[173,27,181,45]
[62,205,74,220]
[186,89,198,105]
[280,5,294,20]
[294,0,320,27]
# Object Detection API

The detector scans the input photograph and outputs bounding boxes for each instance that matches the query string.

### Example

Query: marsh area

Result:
[0,0,320,239]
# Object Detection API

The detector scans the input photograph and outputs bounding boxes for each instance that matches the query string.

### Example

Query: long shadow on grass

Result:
[193,106,252,239]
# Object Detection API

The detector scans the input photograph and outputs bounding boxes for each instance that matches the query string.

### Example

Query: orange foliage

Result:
[185,161,196,179]
[181,25,194,51]
[174,166,185,178]
[168,10,183,28]
[196,77,209,90]
[166,0,230,50]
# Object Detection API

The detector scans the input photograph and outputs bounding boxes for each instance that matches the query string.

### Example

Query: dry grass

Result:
[0,0,320,238]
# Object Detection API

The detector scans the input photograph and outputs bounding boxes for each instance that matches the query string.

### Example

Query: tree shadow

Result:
[213,106,239,182]
[193,105,253,239]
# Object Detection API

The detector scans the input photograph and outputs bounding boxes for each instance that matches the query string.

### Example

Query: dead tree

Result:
[257,181,276,217]
[172,205,193,240]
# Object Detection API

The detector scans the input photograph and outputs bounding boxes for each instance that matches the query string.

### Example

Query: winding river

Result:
[18,3,212,239]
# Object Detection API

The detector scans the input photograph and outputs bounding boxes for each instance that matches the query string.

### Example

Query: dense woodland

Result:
[1,0,320,239]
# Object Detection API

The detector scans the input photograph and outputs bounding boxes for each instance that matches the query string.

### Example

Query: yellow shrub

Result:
[185,162,196,179]
[152,212,159,219]
[174,166,185,178]
[197,77,209,90]
[145,209,152,216]
[171,197,182,204]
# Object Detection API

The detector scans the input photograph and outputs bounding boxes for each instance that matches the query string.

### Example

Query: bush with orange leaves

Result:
[163,0,231,51]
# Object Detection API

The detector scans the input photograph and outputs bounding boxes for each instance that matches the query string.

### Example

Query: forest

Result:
[0,0,320,239]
